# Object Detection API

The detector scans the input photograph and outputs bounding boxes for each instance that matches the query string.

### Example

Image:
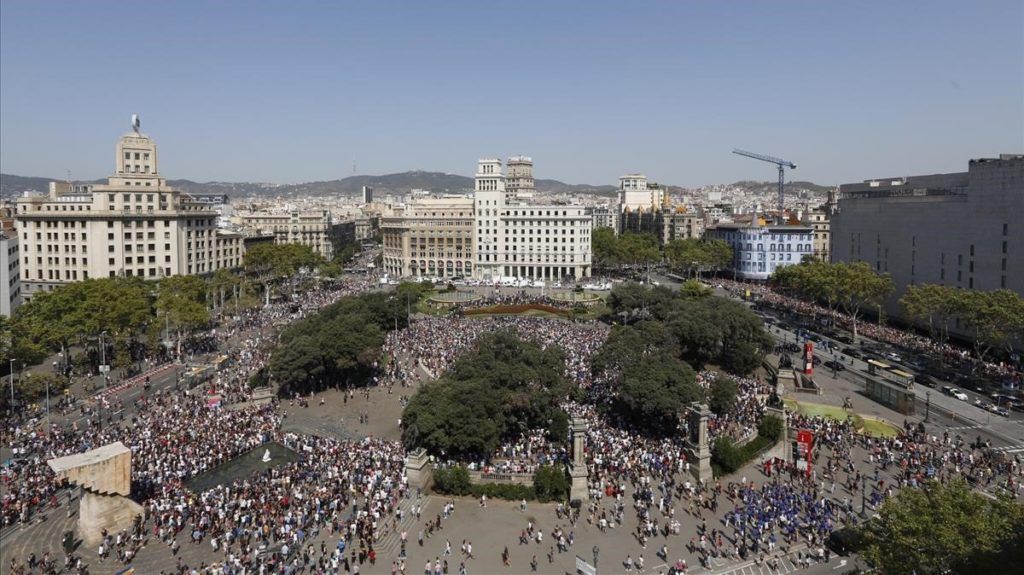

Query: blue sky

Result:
[2,1,1021,187]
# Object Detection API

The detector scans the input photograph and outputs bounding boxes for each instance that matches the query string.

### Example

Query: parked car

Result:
[823,360,846,372]
[951,389,969,401]
[842,347,863,359]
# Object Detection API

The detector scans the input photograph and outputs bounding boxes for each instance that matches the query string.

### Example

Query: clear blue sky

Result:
[2,1,1022,187]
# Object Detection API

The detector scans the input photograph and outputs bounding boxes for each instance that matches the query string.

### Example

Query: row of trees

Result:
[401,331,571,460]
[593,282,772,435]
[591,228,734,278]
[2,242,349,375]
[771,260,894,340]
[900,284,1024,363]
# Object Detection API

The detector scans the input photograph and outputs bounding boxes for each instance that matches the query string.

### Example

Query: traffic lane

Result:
[766,325,1010,428]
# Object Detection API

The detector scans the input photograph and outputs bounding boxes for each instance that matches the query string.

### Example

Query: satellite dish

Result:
[131,114,140,134]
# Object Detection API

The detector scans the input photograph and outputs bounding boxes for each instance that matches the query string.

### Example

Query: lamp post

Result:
[8,358,16,416]
[925,391,931,423]
[48,363,55,440]
[861,475,867,516]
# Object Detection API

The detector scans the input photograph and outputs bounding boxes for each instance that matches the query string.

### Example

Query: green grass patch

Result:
[860,417,901,438]
[786,399,900,438]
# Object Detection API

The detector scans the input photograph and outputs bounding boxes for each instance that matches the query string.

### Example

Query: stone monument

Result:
[404,448,433,490]
[47,442,143,546]
[569,417,589,502]
[686,404,713,483]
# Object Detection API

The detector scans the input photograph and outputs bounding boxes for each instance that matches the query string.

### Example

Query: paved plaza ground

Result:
[2,355,864,575]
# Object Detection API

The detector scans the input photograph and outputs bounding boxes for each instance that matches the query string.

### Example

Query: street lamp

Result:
[8,358,16,416]
[861,475,868,516]
[925,391,931,423]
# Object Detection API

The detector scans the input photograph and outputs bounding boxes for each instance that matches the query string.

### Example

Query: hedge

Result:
[463,304,569,317]
[711,434,776,476]
[432,465,569,503]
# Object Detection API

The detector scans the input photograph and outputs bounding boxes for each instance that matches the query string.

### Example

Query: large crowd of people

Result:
[2,273,1022,575]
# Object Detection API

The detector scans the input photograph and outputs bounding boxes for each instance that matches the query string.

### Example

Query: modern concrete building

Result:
[362,186,374,204]
[706,222,814,281]
[14,119,241,301]
[233,209,335,259]
[380,196,475,279]
[473,158,592,282]
[832,154,1024,322]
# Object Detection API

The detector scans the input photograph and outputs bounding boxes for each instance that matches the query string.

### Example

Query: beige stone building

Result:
[15,120,242,301]
[380,196,475,279]
[232,209,334,259]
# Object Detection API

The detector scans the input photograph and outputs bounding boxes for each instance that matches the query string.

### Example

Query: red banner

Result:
[804,342,814,375]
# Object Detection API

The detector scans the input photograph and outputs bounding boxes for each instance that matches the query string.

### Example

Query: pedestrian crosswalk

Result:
[990,444,1024,454]
[375,494,432,558]
[705,549,806,575]
[946,424,985,431]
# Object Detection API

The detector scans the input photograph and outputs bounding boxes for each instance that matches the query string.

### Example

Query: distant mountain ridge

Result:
[2,171,830,199]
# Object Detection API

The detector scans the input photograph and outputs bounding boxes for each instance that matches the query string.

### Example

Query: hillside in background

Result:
[2,172,828,200]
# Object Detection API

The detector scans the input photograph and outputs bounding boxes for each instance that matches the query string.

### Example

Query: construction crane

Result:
[732,149,797,219]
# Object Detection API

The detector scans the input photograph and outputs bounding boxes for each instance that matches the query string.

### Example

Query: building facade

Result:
[14,121,240,301]
[706,222,814,281]
[592,205,620,234]
[505,156,535,203]
[662,209,706,243]
[233,210,334,259]
[380,196,475,279]
[362,186,373,204]
[832,154,1024,323]
[473,158,592,282]
[1,231,20,316]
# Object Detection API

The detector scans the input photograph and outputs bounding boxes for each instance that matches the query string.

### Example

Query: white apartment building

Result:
[15,119,243,301]
[233,210,334,259]
[618,174,665,214]
[473,158,592,282]
[1,230,21,316]
[380,196,475,279]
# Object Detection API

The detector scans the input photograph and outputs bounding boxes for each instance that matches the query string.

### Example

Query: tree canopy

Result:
[861,479,1024,575]
[402,331,570,460]
[772,260,893,340]
[244,242,323,279]
[664,238,733,277]
[267,290,412,395]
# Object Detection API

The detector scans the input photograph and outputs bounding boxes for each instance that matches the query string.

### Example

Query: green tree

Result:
[708,375,738,416]
[833,261,894,341]
[679,279,712,299]
[615,350,700,435]
[591,227,620,269]
[208,268,239,310]
[757,414,783,442]
[156,275,210,337]
[861,480,1024,575]
[533,465,570,503]
[402,332,570,460]
[957,289,1024,363]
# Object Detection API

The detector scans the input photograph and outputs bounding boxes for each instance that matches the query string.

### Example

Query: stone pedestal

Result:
[78,491,143,546]
[569,417,590,501]
[686,404,713,483]
[764,405,789,462]
[404,448,433,490]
